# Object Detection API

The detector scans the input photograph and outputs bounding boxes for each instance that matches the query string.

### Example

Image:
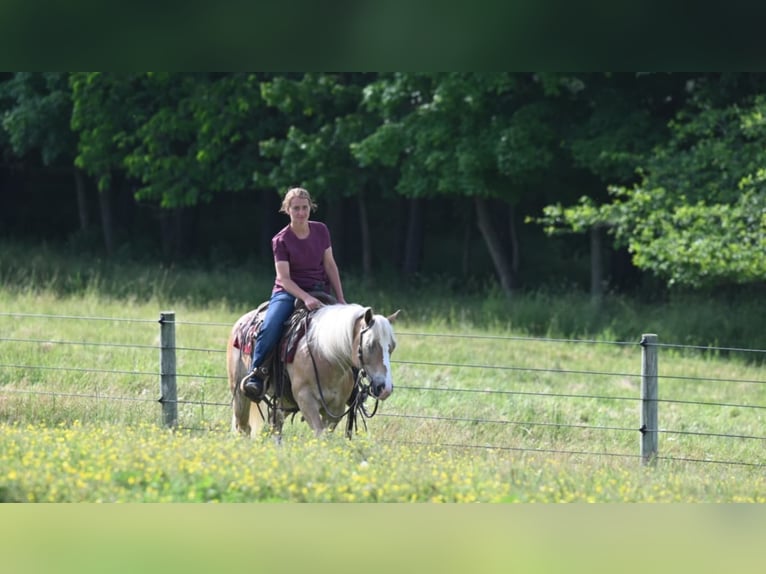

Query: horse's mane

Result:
[307,303,392,366]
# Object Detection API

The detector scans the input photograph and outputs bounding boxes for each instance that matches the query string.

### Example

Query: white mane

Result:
[307,303,394,366]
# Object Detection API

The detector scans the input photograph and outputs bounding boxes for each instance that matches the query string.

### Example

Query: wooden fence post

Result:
[640,333,658,465]
[159,311,178,428]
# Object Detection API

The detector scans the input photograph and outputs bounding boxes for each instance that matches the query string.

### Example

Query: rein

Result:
[345,367,380,436]
[306,312,380,428]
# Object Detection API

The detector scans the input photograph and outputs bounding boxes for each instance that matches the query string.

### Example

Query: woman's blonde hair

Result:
[280,187,317,214]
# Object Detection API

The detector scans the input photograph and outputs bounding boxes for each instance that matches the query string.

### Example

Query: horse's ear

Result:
[387,309,401,323]
[364,307,375,325]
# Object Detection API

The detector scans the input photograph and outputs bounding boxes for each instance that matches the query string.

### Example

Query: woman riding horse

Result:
[241,187,346,402]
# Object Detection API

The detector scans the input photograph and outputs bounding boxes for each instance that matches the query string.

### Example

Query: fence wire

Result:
[1,311,764,469]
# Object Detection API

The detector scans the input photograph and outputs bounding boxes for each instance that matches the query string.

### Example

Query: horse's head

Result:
[356,307,400,400]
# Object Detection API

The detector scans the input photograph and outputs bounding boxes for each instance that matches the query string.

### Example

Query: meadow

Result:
[1,242,765,503]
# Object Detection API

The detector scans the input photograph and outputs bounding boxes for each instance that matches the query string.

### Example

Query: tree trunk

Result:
[257,190,277,261]
[324,196,344,265]
[160,207,186,263]
[461,199,473,275]
[356,193,373,285]
[508,204,520,276]
[74,168,89,231]
[160,209,173,263]
[402,197,423,275]
[98,185,115,256]
[590,224,605,306]
[475,197,514,297]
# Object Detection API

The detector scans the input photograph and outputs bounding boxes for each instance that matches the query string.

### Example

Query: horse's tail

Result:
[227,320,269,437]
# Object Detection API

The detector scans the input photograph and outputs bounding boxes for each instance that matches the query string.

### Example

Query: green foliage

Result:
[70,72,147,192]
[496,101,558,182]
[5,72,766,292]
[257,73,377,199]
[355,73,539,200]
[70,73,271,207]
[538,84,766,288]
[0,72,75,165]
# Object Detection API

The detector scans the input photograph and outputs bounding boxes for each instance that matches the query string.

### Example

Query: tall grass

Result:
[2,239,765,349]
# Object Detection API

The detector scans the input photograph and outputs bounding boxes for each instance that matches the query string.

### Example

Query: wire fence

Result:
[1,310,764,469]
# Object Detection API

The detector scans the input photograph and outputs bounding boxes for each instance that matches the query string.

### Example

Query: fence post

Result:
[640,333,658,465]
[159,311,178,428]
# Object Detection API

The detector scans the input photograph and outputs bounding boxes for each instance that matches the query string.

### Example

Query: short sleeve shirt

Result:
[272,221,331,294]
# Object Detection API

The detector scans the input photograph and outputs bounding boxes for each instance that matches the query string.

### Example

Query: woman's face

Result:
[288,198,311,224]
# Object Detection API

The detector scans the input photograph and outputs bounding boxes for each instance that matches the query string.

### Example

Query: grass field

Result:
[1,242,765,502]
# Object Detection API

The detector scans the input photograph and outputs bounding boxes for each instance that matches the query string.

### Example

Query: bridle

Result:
[355,317,375,385]
[348,319,381,429]
[307,313,382,429]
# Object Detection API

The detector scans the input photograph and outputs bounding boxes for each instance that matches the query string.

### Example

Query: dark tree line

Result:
[2,73,765,296]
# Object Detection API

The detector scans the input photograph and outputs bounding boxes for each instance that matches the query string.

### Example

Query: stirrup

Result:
[240,373,265,402]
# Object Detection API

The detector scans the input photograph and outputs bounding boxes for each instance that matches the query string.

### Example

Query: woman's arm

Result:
[323,247,346,304]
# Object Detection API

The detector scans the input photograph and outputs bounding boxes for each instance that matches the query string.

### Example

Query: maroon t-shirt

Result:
[271,221,331,294]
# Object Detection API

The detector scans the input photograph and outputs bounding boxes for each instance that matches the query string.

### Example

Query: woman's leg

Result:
[242,291,295,400]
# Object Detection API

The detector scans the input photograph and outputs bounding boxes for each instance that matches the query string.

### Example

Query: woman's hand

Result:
[303,295,323,311]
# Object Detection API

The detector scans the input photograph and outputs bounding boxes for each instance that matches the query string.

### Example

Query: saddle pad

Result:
[231,302,268,355]
[232,302,313,364]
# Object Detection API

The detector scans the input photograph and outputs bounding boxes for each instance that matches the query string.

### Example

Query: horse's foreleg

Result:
[268,402,285,441]
[291,387,325,436]
[302,405,326,437]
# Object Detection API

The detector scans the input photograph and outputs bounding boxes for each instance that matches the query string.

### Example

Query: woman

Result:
[241,187,346,401]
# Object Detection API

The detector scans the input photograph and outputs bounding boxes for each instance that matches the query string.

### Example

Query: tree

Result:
[71,73,276,260]
[354,72,571,297]
[0,73,90,232]
[121,73,273,260]
[70,72,152,254]
[539,74,766,289]
[257,73,383,281]
[540,72,686,298]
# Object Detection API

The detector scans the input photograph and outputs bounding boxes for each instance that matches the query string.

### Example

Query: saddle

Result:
[232,292,337,401]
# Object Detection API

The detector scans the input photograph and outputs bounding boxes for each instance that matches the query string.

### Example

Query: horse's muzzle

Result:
[370,380,392,400]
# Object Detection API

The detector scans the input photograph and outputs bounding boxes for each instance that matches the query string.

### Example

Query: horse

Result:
[226,301,400,438]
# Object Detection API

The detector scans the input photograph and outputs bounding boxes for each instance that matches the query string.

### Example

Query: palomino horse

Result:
[226,302,399,438]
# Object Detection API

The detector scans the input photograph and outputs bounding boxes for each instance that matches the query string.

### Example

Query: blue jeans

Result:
[251,290,296,372]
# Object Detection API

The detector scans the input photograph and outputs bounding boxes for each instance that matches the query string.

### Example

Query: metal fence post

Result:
[640,333,658,465]
[159,311,178,428]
